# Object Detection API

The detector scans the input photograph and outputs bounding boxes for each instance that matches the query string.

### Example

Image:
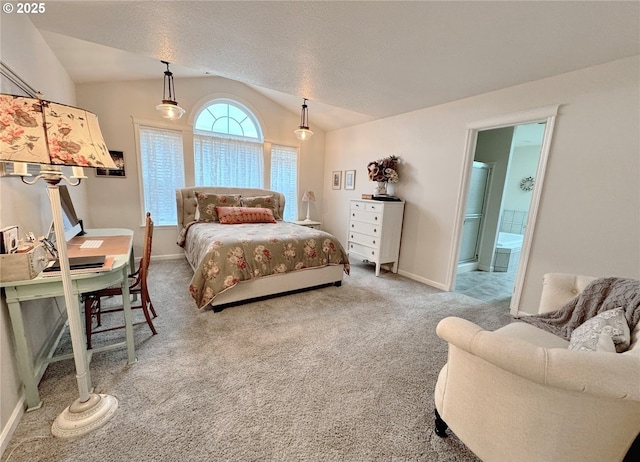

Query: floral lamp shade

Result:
[0,94,116,169]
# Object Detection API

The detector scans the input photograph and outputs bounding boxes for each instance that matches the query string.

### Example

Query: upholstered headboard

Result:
[175,186,286,232]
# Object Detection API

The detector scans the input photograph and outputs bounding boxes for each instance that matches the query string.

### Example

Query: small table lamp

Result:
[0,94,118,438]
[301,190,316,222]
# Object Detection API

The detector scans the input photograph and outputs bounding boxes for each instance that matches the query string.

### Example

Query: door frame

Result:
[447,105,560,314]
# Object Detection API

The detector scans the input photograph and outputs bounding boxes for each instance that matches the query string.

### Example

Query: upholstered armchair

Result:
[434,273,640,462]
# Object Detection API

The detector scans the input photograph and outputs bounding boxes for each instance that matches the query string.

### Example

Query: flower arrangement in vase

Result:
[367,155,399,195]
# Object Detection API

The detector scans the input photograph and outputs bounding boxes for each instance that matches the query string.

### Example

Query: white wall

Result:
[474,127,514,270]
[0,15,79,454]
[503,145,541,212]
[324,56,640,313]
[76,78,325,259]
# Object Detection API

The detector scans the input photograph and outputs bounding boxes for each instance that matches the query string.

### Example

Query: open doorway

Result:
[455,123,545,307]
[447,105,559,315]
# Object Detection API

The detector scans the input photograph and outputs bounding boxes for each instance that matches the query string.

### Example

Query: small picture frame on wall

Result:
[332,171,342,190]
[96,150,126,177]
[344,170,356,190]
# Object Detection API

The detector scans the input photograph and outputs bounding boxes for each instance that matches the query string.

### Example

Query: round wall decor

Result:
[520,176,535,191]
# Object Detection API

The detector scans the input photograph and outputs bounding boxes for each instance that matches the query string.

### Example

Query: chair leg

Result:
[148,300,157,318]
[141,285,157,318]
[140,292,157,335]
[434,409,449,438]
[84,296,94,350]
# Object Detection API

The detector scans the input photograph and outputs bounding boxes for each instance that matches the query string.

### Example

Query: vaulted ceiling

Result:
[28,1,640,131]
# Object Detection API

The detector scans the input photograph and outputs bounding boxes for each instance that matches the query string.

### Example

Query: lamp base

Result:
[52,393,118,439]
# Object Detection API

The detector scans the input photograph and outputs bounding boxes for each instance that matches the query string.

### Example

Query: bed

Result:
[176,186,350,309]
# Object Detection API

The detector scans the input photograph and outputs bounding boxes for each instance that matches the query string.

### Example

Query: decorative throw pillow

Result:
[568,308,631,353]
[215,206,277,224]
[241,195,282,220]
[195,193,242,222]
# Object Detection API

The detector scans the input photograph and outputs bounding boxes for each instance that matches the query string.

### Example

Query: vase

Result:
[387,182,396,196]
[375,181,388,195]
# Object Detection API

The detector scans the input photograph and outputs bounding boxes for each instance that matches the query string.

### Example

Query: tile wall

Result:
[499,209,528,235]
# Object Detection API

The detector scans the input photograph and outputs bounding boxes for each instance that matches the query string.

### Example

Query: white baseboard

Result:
[0,395,25,459]
[457,262,478,273]
[396,269,448,291]
[148,253,185,262]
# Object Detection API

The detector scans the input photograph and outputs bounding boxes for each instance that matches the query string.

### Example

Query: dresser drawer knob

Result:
[372,240,376,244]
[374,216,378,220]
[371,251,375,255]
[373,229,377,233]
[351,224,355,228]
[352,213,355,217]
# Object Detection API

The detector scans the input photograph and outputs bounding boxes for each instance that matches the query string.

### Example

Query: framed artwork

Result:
[96,151,126,177]
[332,171,342,190]
[344,170,356,190]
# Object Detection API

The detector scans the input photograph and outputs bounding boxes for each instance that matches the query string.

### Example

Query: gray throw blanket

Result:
[519,277,640,340]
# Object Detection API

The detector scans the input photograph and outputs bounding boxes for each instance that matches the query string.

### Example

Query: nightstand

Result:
[291,220,322,229]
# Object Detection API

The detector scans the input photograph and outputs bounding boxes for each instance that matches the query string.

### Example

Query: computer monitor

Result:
[49,185,83,242]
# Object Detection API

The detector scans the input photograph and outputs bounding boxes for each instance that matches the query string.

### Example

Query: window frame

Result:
[133,117,191,227]
[193,99,264,142]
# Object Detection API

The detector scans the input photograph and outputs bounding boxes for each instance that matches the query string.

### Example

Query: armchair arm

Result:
[538,273,597,314]
[437,317,640,401]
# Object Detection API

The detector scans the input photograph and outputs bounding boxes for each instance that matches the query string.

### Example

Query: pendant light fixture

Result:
[294,98,314,141]
[155,60,185,120]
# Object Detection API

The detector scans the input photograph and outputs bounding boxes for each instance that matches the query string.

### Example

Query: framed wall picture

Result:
[332,171,342,190]
[96,151,126,177]
[344,170,356,190]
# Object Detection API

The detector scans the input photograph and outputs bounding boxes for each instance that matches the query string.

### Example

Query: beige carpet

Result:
[3,259,512,462]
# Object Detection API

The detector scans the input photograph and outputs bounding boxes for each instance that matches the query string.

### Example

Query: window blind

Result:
[194,134,263,188]
[139,126,185,226]
[270,145,298,221]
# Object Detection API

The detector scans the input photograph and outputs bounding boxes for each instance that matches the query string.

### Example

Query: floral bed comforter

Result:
[178,221,350,308]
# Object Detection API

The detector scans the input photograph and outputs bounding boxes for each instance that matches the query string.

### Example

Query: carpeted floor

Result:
[3,259,513,462]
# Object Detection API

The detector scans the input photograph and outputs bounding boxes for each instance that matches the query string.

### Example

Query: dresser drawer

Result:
[348,220,381,237]
[349,209,381,225]
[348,231,381,249]
[350,201,384,213]
[348,242,377,259]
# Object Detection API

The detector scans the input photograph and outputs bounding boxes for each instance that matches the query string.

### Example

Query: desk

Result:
[1,229,136,411]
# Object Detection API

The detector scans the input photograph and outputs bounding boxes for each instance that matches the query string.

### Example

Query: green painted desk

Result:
[1,229,136,411]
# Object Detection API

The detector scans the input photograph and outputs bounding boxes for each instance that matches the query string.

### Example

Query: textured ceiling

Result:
[28,1,640,131]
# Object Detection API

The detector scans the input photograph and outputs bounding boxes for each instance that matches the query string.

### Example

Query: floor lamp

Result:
[0,94,119,438]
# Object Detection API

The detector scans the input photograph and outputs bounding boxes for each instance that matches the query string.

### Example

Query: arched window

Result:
[193,98,298,221]
[194,100,262,140]
[194,100,264,189]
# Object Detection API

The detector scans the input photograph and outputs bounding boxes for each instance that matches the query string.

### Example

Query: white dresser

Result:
[347,199,405,276]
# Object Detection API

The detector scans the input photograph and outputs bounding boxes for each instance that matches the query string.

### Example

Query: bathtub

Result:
[497,232,524,249]
[494,232,523,272]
